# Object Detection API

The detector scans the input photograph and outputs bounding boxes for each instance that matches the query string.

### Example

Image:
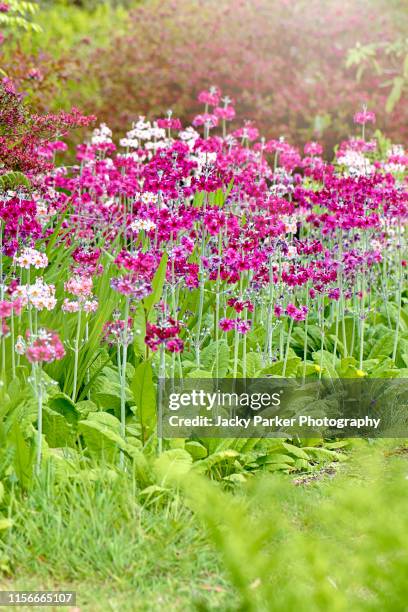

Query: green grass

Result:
[0,471,235,611]
[1,440,408,611]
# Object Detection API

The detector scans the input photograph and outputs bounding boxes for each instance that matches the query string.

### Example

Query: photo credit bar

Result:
[157,378,408,438]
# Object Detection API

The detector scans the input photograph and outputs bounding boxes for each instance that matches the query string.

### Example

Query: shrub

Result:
[78,0,408,150]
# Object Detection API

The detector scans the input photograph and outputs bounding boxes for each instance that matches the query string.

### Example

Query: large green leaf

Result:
[131,360,156,443]
[78,412,127,460]
[368,332,395,359]
[312,351,339,379]
[143,253,168,312]
[42,407,76,448]
[133,301,147,357]
[200,340,230,377]
[9,421,34,489]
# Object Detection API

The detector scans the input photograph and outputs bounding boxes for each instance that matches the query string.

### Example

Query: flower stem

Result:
[35,364,43,476]
[119,297,130,468]
[282,318,293,377]
[71,308,82,402]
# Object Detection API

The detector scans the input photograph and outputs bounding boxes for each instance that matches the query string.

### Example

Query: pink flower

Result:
[353,109,376,125]
[192,113,219,128]
[286,303,308,321]
[304,141,323,156]
[197,87,221,107]
[27,68,44,82]
[274,305,283,318]
[0,301,13,318]
[62,299,80,313]
[328,288,340,300]
[232,122,259,141]
[219,317,236,331]
[65,276,93,298]
[166,338,184,353]
[236,320,251,334]
[214,106,236,121]
[157,117,182,130]
[25,330,65,364]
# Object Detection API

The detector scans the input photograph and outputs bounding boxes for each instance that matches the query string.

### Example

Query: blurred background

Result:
[2,0,408,152]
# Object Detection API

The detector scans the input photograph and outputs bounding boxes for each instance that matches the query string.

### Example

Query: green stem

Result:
[71,308,82,402]
[35,364,43,476]
[392,220,402,364]
[119,297,130,468]
[282,318,294,377]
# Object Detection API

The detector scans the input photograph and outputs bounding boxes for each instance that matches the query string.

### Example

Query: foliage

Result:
[1,442,408,610]
[0,3,127,118]
[0,91,406,490]
[0,0,40,36]
[347,36,408,114]
[0,77,95,172]
[65,0,408,149]
[187,444,408,611]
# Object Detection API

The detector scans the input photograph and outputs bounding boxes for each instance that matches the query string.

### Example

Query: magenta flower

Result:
[219,318,236,332]
[353,109,376,125]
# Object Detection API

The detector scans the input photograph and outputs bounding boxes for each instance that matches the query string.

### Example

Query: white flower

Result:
[131,218,157,233]
[14,248,48,270]
[283,216,297,234]
[15,335,26,355]
[179,127,199,141]
[337,151,373,177]
[14,278,56,311]
[140,192,158,205]
[91,123,113,145]
[286,245,298,259]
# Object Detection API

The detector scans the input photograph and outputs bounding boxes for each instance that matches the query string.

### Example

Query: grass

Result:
[0,471,235,611]
[1,440,408,611]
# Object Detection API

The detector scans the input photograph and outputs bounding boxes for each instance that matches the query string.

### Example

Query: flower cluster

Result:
[14,248,48,270]
[16,330,65,364]
[0,88,406,381]
[13,278,57,311]
[63,275,98,314]
[145,319,184,353]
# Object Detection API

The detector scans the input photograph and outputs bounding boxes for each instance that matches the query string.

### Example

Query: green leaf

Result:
[187,369,213,378]
[154,449,193,484]
[144,253,168,312]
[245,352,264,377]
[200,341,230,377]
[281,442,310,460]
[261,357,301,377]
[194,450,240,475]
[9,421,34,489]
[0,171,30,191]
[193,191,206,208]
[264,453,295,465]
[185,441,208,460]
[131,360,156,443]
[47,393,79,428]
[312,351,339,379]
[386,76,404,113]
[42,407,76,448]
[301,447,346,463]
[0,518,13,530]
[368,333,395,359]
[78,412,127,460]
[76,400,98,417]
[139,484,170,502]
[133,301,146,357]
[92,367,133,414]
